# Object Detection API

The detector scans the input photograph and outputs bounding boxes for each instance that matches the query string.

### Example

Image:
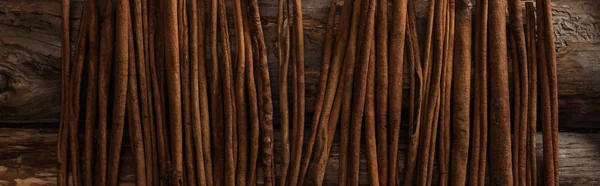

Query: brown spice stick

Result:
[338,0,363,184]
[311,0,355,184]
[132,0,155,184]
[247,0,275,184]
[525,3,538,186]
[127,30,148,186]
[277,0,291,184]
[470,0,488,185]
[451,0,471,185]
[349,0,376,184]
[403,0,424,184]
[297,0,336,184]
[540,0,560,183]
[178,0,197,185]
[216,0,237,184]
[535,0,556,184]
[389,0,409,182]
[288,0,306,184]
[375,0,389,183]
[149,0,171,184]
[365,42,380,186]
[83,0,99,184]
[95,0,115,184]
[58,0,70,185]
[510,34,521,186]
[190,0,208,184]
[417,0,445,184]
[240,1,259,185]
[197,0,214,183]
[164,0,184,183]
[208,0,224,184]
[232,0,248,184]
[509,1,530,185]
[488,0,514,185]
[107,0,130,184]
[439,1,455,184]
[69,3,90,185]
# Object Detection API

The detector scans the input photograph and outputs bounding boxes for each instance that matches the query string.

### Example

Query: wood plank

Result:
[0,0,599,128]
[0,128,599,185]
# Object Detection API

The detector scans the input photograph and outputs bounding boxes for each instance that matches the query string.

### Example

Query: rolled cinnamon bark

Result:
[525,3,538,186]
[208,0,224,184]
[58,0,70,185]
[164,0,184,183]
[540,0,560,183]
[375,0,389,183]
[127,30,148,186]
[403,0,424,184]
[247,0,275,184]
[439,1,455,184]
[83,0,99,184]
[488,0,514,185]
[298,0,336,184]
[365,42,379,186]
[277,0,291,184]
[311,0,355,183]
[95,0,115,184]
[388,0,409,182]
[535,0,556,185]
[107,0,131,184]
[69,3,90,185]
[451,0,471,185]
[131,0,155,184]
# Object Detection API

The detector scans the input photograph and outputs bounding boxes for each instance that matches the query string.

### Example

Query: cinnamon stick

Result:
[179,0,197,183]
[233,0,248,184]
[69,3,90,185]
[297,0,336,184]
[241,1,259,184]
[127,29,148,186]
[216,0,237,183]
[439,1,455,184]
[375,0,389,183]
[247,0,275,184]
[311,0,355,183]
[58,0,70,185]
[132,0,155,184]
[389,0,409,181]
[535,0,556,184]
[488,0,513,184]
[540,0,560,183]
[451,0,471,185]
[164,0,184,183]
[95,0,115,184]
[208,0,224,184]
[190,0,208,184]
[470,0,488,185]
[403,0,424,184]
[365,42,379,186]
[83,0,99,184]
[107,0,130,184]
[277,0,291,184]
[525,3,538,186]
[338,0,363,183]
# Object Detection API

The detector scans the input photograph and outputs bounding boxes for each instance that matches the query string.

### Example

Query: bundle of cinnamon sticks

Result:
[58,0,560,185]
[58,0,273,185]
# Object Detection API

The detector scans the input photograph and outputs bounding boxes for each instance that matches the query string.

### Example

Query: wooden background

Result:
[0,0,599,185]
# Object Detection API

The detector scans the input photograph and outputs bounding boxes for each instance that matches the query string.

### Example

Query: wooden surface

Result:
[0,0,599,128]
[0,128,598,185]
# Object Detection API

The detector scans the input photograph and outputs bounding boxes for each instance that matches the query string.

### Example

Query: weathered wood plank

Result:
[0,128,599,185]
[1,0,599,128]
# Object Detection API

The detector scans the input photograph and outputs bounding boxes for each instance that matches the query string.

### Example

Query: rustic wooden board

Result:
[0,128,599,185]
[0,0,599,128]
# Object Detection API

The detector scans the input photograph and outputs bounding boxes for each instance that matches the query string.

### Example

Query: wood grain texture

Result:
[0,128,599,185]
[0,0,599,128]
